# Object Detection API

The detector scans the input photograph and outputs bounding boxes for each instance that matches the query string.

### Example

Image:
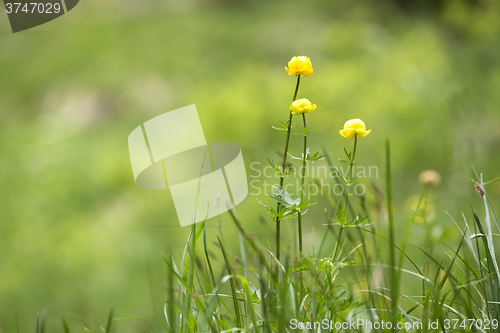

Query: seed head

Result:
[469,233,485,239]
[474,181,485,197]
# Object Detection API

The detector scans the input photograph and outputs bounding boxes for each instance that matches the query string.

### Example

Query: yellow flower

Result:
[290,98,316,115]
[339,119,371,138]
[285,56,313,77]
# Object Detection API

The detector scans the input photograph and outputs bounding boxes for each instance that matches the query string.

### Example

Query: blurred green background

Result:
[1,0,500,331]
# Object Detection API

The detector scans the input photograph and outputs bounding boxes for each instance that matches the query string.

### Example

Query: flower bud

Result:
[285,56,313,77]
[418,170,441,187]
[339,119,371,139]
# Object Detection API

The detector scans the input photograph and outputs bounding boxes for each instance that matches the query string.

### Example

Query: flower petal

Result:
[343,119,366,130]
[301,68,314,77]
[355,129,371,138]
[339,129,355,138]
[305,104,316,113]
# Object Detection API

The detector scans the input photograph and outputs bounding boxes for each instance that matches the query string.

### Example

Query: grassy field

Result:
[1,0,500,331]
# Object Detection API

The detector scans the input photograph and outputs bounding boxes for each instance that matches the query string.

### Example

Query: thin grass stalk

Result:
[166,255,176,333]
[472,209,499,322]
[343,134,357,212]
[332,226,344,261]
[323,149,356,218]
[298,112,307,256]
[202,223,222,332]
[385,140,398,328]
[181,223,196,333]
[203,223,217,287]
[14,310,19,333]
[61,316,70,333]
[297,112,308,300]
[258,256,271,333]
[217,236,243,328]
[276,74,301,261]
[104,309,114,333]
[312,238,318,327]
[480,183,500,321]
[397,185,428,284]
[146,260,158,318]
[332,137,377,322]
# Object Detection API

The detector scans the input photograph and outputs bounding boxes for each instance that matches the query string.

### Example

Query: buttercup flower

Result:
[290,98,316,115]
[339,119,371,138]
[285,56,313,76]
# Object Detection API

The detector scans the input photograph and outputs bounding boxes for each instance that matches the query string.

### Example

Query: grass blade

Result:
[217,236,243,329]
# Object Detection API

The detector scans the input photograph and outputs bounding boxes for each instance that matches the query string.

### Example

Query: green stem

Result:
[334,135,357,263]
[332,226,345,261]
[297,215,302,256]
[298,113,307,255]
[297,113,308,300]
[343,134,358,213]
[386,140,398,329]
[276,74,301,261]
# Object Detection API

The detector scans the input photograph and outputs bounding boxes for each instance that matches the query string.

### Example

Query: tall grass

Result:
[147,160,499,332]
[28,133,500,333]
[140,83,499,331]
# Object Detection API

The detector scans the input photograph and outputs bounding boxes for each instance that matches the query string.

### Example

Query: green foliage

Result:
[326,202,371,227]
[155,175,500,332]
[288,148,327,162]
[257,186,314,219]
[271,118,293,132]
[266,158,295,177]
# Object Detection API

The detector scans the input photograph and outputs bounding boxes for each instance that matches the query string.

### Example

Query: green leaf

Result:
[335,202,347,224]
[266,158,281,173]
[256,198,279,218]
[325,202,347,226]
[288,148,327,162]
[267,157,295,176]
[272,117,293,131]
[269,186,295,208]
[347,175,365,186]
[287,152,302,160]
[294,127,317,136]
[343,147,352,161]
[338,174,348,183]
[264,187,316,219]
[345,215,372,227]
[306,149,327,162]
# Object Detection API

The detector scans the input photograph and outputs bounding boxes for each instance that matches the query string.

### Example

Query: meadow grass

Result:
[121,154,499,332]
